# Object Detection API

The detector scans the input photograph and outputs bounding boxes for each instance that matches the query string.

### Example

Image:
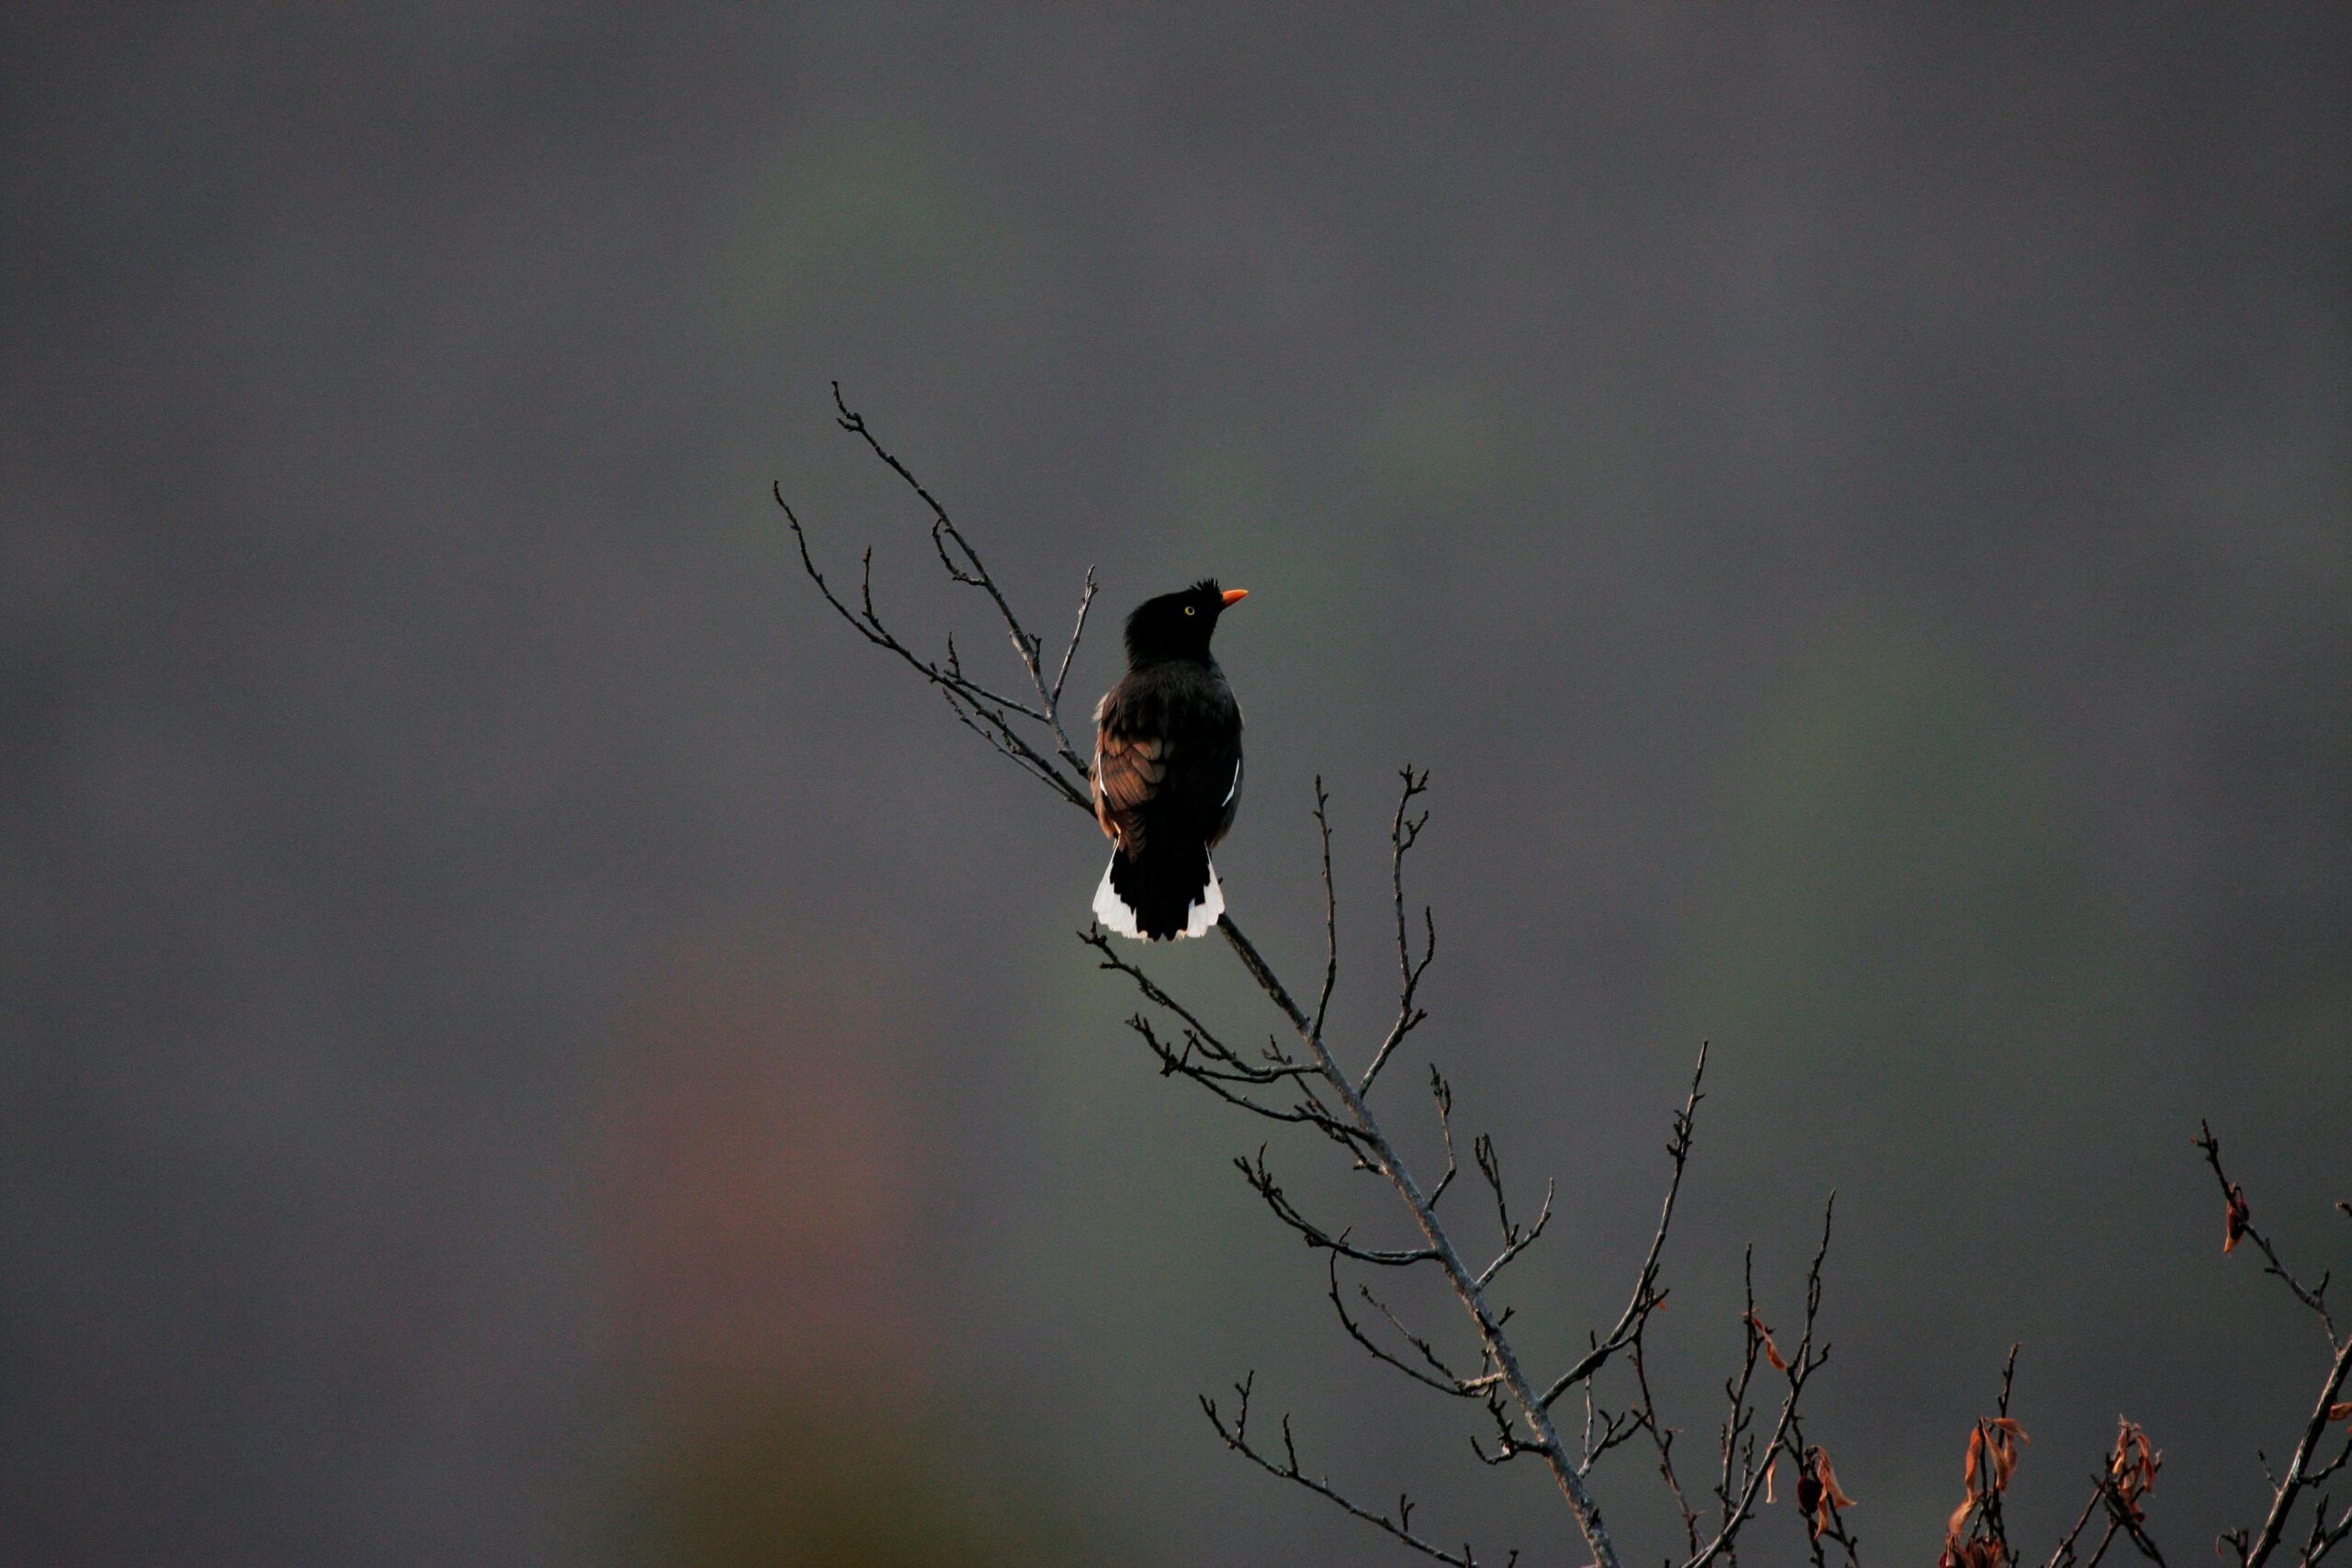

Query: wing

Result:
[1210,749,1243,848]
[1093,671,1242,851]
[1092,685,1168,849]
[1159,719,1238,850]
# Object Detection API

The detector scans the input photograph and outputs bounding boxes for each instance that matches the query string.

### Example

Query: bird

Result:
[1091,580,1249,941]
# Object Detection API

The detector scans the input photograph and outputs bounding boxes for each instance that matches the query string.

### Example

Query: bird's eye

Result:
[1183,605,1196,615]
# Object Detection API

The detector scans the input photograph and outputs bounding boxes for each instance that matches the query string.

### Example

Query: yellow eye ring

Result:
[1183,605,1196,615]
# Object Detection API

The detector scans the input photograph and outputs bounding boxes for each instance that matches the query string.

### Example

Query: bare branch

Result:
[1083,930,1365,1148]
[1476,1173,1556,1290]
[1427,1066,1462,1208]
[1543,1043,1709,1405]
[1081,928,1237,1048]
[1215,898,1627,1568]
[1118,1011,1346,1131]
[1474,1134,1515,1241]
[1204,1373,1518,1568]
[1083,930,1281,1077]
[1049,567,1097,706]
[775,487,1092,807]
[1361,767,1435,1098]
[936,683,1089,802]
[2237,1334,2352,1568]
[830,386,1035,676]
[2042,1483,2115,1568]
[2198,1122,2337,1348]
[1326,1254,1498,1399]
[1238,1145,1441,1267]
[2302,1489,2352,1568]
[2107,1486,2169,1568]
[1778,1392,1862,1568]
[788,497,1056,725]
[1312,778,1340,1042]
[1707,1252,1768,1543]
[1684,1200,1838,1568]
[1634,1331,1703,1558]
[2192,1122,2352,1568]
[1472,1389,1558,1467]
[783,388,1097,792]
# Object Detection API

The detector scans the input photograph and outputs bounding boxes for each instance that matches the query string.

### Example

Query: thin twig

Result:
[1360,768,1434,1097]
[1313,779,1340,1043]
[1325,1253,1498,1399]
[2198,1122,2337,1348]
[1686,1201,1837,1568]
[1049,568,1096,706]
[1633,1329,1702,1558]
[775,483,1091,807]
[1204,1373,1519,1568]
[1543,1043,1708,1405]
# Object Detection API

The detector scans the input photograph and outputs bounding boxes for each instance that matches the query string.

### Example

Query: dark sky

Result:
[5,7,2347,1565]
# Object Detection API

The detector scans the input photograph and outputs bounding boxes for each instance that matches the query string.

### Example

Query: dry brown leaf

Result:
[1987,1418,2028,1492]
[1817,1450,1857,1509]
[2224,1183,2251,1253]
[2108,1418,2162,1521]
[1816,1448,1858,1517]
[1943,1540,2005,1568]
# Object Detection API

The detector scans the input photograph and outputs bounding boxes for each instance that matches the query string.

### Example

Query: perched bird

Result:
[1091,581,1249,940]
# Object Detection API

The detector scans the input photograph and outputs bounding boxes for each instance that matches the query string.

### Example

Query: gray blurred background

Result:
[5,6,2347,1565]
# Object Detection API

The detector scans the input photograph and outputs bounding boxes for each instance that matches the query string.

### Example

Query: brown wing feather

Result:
[1092,669,1239,856]
[1093,692,1169,849]
[1092,736,1158,846]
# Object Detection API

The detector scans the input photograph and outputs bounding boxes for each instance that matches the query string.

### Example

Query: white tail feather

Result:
[1183,860,1225,937]
[1091,855,1225,941]
[1092,858,1143,938]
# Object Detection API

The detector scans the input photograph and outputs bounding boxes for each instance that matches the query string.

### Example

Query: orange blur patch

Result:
[601,928,928,1393]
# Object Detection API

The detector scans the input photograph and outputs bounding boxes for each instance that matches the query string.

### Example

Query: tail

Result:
[1093,842,1224,941]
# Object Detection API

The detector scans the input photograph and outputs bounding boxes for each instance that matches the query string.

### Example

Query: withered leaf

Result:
[1942,1540,2005,1568]
[1987,1417,2029,1492]
[2108,1418,2161,1518]
[1816,1448,1858,1511]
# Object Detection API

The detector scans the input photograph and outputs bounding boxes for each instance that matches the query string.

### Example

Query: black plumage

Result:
[1091,580,1248,940]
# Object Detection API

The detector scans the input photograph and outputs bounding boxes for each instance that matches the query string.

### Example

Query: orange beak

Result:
[1221,588,1250,606]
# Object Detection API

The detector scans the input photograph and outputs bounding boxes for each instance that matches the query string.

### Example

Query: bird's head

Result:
[1124,579,1249,665]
